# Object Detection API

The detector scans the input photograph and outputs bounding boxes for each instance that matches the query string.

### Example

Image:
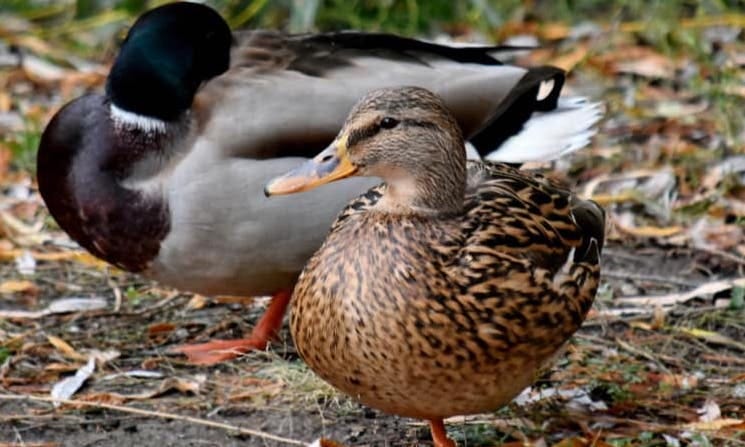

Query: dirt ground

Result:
[1,242,743,447]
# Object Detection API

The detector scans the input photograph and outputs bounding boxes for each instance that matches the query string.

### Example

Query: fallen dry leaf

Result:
[614,221,684,238]
[551,436,614,447]
[214,295,256,305]
[697,399,721,423]
[0,91,10,112]
[548,44,590,72]
[0,249,109,268]
[0,279,37,295]
[76,392,128,406]
[649,372,699,390]
[50,357,95,407]
[148,322,177,336]
[44,362,84,374]
[101,370,164,381]
[613,50,679,79]
[684,418,744,431]
[47,335,86,361]
[15,249,36,275]
[307,439,348,447]
[91,375,206,402]
[0,296,108,319]
[676,327,745,351]
[615,278,745,307]
[186,294,208,310]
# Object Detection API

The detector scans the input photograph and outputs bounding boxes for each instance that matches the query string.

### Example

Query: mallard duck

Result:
[264,87,605,447]
[37,2,602,365]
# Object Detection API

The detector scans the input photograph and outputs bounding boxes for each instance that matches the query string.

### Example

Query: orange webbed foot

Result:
[170,289,292,365]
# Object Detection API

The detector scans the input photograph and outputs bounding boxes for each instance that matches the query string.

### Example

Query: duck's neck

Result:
[106,102,192,182]
[375,148,467,216]
[37,94,188,272]
[110,103,169,135]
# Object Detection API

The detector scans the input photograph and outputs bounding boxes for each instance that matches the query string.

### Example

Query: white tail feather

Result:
[481,97,604,163]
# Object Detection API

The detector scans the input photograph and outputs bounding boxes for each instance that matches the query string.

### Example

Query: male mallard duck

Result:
[264,87,605,447]
[37,2,602,364]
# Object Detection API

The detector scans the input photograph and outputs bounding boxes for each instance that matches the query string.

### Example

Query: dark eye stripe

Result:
[346,118,438,147]
[400,119,438,130]
[347,123,381,147]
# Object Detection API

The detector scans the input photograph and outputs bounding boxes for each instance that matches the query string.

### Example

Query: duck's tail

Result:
[554,198,605,331]
[483,97,603,163]
[469,67,604,164]
[571,198,606,264]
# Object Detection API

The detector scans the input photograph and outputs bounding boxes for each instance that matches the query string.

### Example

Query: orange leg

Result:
[429,419,456,447]
[170,289,292,365]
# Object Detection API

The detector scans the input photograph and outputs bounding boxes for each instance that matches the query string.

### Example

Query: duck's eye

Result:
[380,117,399,129]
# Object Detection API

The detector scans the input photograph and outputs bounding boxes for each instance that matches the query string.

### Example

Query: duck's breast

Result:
[290,215,542,419]
[148,141,376,296]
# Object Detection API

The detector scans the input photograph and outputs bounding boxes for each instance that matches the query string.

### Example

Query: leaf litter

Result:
[1,2,744,447]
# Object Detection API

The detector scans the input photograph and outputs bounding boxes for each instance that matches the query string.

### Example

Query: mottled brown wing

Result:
[448,161,605,355]
[461,162,584,273]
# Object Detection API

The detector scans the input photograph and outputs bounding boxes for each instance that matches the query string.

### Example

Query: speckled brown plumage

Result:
[266,87,605,446]
[292,163,602,418]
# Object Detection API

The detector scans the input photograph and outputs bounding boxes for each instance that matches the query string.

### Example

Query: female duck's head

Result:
[265,87,468,214]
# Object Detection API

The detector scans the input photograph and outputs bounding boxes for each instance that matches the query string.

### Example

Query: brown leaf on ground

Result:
[308,439,348,447]
[0,279,37,296]
[551,436,615,447]
[46,335,86,361]
[147,322,176,337]
[614,219,684,238]
[684,418,744,431]
[595,46,681,79]
[548,43,590,72]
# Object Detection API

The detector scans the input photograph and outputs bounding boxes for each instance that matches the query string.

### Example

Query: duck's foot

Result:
[429,419,457,447]
[170,289,292,365]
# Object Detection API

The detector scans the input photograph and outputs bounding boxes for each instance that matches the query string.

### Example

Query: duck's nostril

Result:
[320,154,334,163]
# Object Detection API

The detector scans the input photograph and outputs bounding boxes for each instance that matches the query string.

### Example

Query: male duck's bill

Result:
[37,1,603,365]
[264,136,356,196]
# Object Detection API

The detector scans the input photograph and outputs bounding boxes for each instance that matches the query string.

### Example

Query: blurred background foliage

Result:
[2,0,745,58]
[1,0,745,171]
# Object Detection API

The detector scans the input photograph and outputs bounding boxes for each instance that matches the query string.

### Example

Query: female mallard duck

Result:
[37,2,602,364]
[264,87,605,447]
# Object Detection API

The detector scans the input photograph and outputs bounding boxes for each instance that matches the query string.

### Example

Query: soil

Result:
[1,243,743,447]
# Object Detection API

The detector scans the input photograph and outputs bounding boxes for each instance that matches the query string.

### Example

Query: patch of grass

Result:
[607,432,667,447]
[6,125,41,172]
[253,355,356,411]
[0,347,10,364]
[729,286,744,310]
[450,423,512,447]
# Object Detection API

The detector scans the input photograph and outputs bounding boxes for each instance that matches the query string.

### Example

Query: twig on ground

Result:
[0,393,305,446]
[614,338,673,374]
[602,270,700,288]
[0,443,59,447]
[696,246,745,268]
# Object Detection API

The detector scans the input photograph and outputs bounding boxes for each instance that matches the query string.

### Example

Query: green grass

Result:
[0,347,10,364]
[5,123,41,172]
